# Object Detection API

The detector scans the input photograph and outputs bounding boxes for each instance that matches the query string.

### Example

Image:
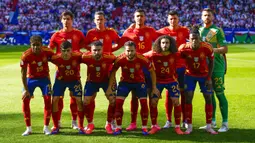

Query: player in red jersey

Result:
[179,26,217,134]
[81,41,116,134]
[86,11,120,53]
[143,35,184,135]
[106,41,159,135]
[48,11,86,129]
[157,11,190,129]
[50,41,84,134]
[20,36,54,136]
[116,9,159,131]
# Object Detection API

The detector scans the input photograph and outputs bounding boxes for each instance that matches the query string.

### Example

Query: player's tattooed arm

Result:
[21,68,30,100]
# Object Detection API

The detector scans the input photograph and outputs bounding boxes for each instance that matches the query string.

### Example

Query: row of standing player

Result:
[21,8,228,136]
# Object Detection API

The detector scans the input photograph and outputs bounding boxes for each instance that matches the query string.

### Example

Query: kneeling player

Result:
[144,35,184,135]
[20,35,54,136]
[106,41,159,135]
[50,41,84,134]
[179,26,217,134]
[82,41,116,134]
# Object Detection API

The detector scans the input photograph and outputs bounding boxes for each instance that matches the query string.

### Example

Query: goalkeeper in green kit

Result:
[199,8,228,132]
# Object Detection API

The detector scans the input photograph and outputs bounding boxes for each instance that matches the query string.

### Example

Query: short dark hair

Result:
[124,41,136,49]
[60,41,72,49]
[30,35,42,44]
[153,35,177,53]
[168,10,178,16]
[90,40,103,47]
[95,11,105,17]
[60,10,74,20]
[134,9,146,15]
[202,8,214,15]
[190,25,200,36]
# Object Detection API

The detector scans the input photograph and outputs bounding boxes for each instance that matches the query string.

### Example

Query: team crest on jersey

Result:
[37,62,42,66]
[141,84,145,88]
[139,36,144,41]
[135,63,140,69]
[32,61,36,64]
[99,39,103,43]
[66,65,71,69]
[96,67,101,71]
[102,63,106,69]
[200,52,205,59]
[67,39,72,43]
[163,62,168,67]
[194,57,199,62]
[130,68,134,73]
[72,60,77,67]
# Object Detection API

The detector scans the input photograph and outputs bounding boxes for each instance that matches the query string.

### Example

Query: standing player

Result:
[50,41,84,134]
[82,41,116,134]
[106,41,159,135]
[199,8,229,132]
[20,35,53,136]
[49,11,86,129]
[86,11,120,53]
[157,11,189,129]
[144,35,184,135]
[116,9,159,131]
[179,26,217,134]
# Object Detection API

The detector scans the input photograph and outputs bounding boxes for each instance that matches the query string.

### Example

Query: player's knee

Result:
[171,98,180,106]
[83,98,91,105]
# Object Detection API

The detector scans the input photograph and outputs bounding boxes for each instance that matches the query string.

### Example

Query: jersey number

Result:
[161,67,170,74]
[37,66,43,72]
[193,63,200,69]
[138,42,145,50]
[65,70,74,76]
[96,72,100,77]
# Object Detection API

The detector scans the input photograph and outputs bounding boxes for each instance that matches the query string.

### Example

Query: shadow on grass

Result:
[0,112,255,142]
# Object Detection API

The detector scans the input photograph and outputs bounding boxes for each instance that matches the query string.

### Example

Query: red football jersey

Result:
[157,26,189,68]
[179,42,214,77]
[51,52,82,81]
[82,53,116,83]
[49,28,86,54]
[86,28,120,53]
[113,53,153,83]
[144,51,178,83]
[120,26,158,54]
[20,47,54,78]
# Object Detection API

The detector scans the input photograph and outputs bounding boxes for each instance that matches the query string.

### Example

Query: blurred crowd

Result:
[1,0,255,33]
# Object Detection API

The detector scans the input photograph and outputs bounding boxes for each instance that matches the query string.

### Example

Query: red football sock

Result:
[205,104,213,124]
[165,90,173,122]
[140,99,149,126]
[130,95,139,123]
[70,96,77,121]
[180,90,186,122]
[22,97,31,127]
[52,111,59,128]
[107,104,115,123]
[149,100,158,125]
[77,111,84,129]
[83,103,91,123]
[115,98,124,126]
[185,104,192,124]
[88,100,95,123]
[174,105,182,125]
[58,98,64,121]
[43,95,51,126]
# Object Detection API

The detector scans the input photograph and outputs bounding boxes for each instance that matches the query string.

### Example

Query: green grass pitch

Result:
[0,44,254,143]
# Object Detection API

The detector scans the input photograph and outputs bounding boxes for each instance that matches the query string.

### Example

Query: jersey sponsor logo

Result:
[89,64,94,67]
[93,37,97,40]
[102,63,106,69]
[139,36,144,41]
[194,57,199,62]
[60,64,64,68]
[37,61,42,66]
[124,66,128,69]
[130,68,134,73]
[157,60,161,63]
[96,66,101,71]
[163,62,168,67]
[200,52,205,59]
[66,65,71,69]
[135,63,140,69]
[32,61,36,64]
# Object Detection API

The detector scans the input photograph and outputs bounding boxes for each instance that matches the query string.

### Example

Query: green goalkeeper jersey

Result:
[199,24,227,73]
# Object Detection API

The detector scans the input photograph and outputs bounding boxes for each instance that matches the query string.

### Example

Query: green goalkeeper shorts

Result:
[212,72,225,92]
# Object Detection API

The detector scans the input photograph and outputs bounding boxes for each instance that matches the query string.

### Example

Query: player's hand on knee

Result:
[105,88,113,97]
[22,90,30,100]
[205,79,213,90]
[151,87,160,98]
